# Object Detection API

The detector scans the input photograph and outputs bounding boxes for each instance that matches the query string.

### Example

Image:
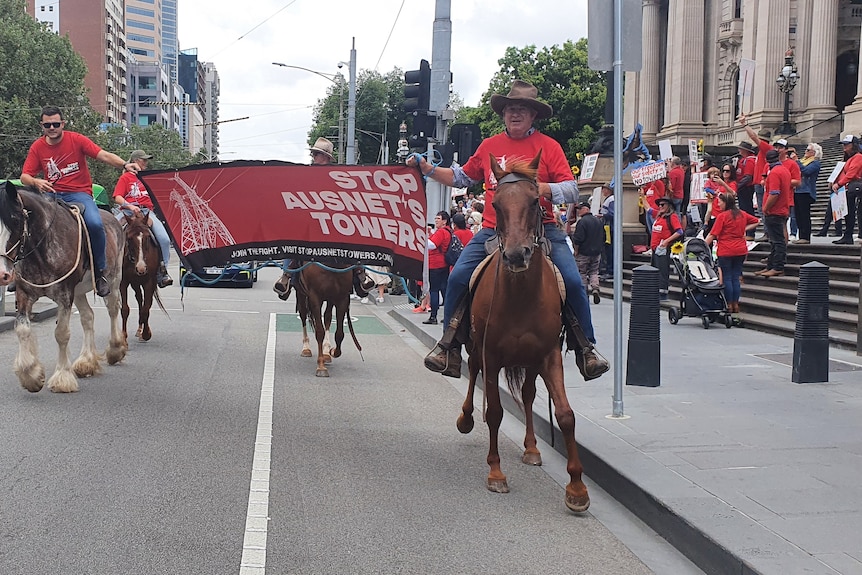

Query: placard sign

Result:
[630,161,667,186]
[579,153,600,182]
[688,139,699,164]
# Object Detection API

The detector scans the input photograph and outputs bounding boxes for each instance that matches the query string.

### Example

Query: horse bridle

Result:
[0,196,30,266]
[493,171,546,253]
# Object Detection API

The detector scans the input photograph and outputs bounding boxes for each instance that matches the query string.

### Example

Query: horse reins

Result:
[14,202,90,290]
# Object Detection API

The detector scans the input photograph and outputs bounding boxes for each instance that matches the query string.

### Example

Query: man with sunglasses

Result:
[20,106,140,297]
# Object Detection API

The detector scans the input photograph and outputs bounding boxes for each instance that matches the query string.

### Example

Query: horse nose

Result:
[0,269,12,286]
[503,246,531,269]
[136,263,147,276]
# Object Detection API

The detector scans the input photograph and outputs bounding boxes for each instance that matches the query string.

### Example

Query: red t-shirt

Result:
[648,209,683,250]
[836,153,862,187]
[737,154,756,183]
[460,130,572,229]
[428,226,451,270]
[764,163,792,217]
[22,131,102,194]
[453,227,473,248]
[753,139,773,186]
[710,210,759,257]
[643,179,664,211]
[709,180,737,217]
[668,166,685,200]
[113,172,154,209]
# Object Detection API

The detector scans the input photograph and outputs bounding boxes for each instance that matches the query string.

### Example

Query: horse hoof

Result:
[330,348,341,359]
[565,484,590,513]
[47,371,79,393]
[487,478,509,494]
[456,414,474,434]
[140,329,152,342]
[522,450,543,466]
[136,327,143,338]
[301,349,312,357]
[315,368,329,377]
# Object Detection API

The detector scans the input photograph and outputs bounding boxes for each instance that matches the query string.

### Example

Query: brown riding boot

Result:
[575,346,610,381]
[423,297,469,378]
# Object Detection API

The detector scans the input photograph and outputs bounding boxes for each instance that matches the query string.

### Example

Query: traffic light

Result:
[403,59,431,113]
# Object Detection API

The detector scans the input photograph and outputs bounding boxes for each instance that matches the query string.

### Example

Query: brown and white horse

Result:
[0,181,126,393]
[120,211,167,343]
[456,153,590,513]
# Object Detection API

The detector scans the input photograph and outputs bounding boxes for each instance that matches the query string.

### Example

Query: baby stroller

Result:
[667,237,732,329]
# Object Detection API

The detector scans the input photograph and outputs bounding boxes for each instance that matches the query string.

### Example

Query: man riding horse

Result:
[272,137,375,300]
[20,105,140,297]
[407,80,609,382]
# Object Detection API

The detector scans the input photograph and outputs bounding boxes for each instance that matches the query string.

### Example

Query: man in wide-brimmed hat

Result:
[309,137,335,164]
[407,80,608,382]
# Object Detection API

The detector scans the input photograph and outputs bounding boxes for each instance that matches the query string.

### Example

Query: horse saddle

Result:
[468,233,566,301]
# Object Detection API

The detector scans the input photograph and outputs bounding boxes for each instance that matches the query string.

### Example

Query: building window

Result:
[128,20,155,31]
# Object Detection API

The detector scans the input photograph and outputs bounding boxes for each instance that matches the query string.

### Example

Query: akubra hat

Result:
[310,137,334,159]
[737,141,756,154]
[655,197,673,207]
[490,80,553,120]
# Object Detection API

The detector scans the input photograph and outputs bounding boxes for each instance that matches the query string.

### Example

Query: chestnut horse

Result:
[456,153,590,513]
[293,263,361,377]
[120,211,167,343]
[0,181,126,392]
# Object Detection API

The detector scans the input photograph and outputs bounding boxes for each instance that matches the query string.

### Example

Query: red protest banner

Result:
[138,161,427,279]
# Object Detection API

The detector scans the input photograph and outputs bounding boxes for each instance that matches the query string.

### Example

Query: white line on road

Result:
[202,309,260,314]
[239,312,276,574]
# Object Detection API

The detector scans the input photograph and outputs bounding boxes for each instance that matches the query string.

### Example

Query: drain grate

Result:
[754,353,862,373]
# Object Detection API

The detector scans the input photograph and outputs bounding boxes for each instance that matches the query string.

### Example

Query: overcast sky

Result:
[176,1,589,163]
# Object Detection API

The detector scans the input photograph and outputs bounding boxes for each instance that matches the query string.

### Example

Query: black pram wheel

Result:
[725,314,733,329]
[701,316,710,330]
[668,308,678,325]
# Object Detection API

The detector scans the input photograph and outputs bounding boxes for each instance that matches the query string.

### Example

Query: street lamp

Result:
[272,62,346,162]
[775,48,799,135]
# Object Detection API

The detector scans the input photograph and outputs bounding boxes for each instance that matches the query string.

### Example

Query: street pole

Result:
[346,37,357,165]
[338,79,345,163]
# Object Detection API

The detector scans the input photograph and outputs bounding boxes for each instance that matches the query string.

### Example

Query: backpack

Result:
[442,227,464,266]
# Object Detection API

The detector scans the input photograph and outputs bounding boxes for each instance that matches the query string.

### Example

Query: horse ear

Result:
[530,149,543,172]
[4,180,17,199]
[490,154,505,180]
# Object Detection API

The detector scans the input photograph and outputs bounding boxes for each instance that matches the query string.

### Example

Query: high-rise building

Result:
[178,49,219,159]
[125,0,160,65]
[162,0,179,84]
[27,0,128,125]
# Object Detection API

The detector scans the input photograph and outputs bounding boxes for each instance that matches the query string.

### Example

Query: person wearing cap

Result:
[735,141,758,222]
[20,105,140,298]
[648,197,683,300]
[739,114,776,241]
[599,184,615,281]
[756,149,792,277]
[112,150,173,288]
[830,134,862,244]
[407,80,608,381]
[569,201,604,304]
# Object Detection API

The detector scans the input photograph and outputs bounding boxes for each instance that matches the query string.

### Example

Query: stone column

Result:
[805,0,838,117]
[751,0,789,116]
[840,17,862,136]
[637,0,662,140]
[659,0,704,137]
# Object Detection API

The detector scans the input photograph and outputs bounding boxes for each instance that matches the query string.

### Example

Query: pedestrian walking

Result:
[570,201,604,304]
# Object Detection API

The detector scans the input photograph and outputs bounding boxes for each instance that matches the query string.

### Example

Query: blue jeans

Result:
[443,225,596,343]
[49,192,106,271]
[116,208,171,265]
[428,266,448,320]
[717,255,745,303]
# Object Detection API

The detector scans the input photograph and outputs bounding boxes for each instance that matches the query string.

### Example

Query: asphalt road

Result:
[0,268,701,574]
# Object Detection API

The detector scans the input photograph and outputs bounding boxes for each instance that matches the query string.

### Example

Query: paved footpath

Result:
[391,296,862,575]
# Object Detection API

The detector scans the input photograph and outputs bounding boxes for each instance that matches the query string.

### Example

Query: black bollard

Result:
[792,261,830,383]
[627,264,661,387]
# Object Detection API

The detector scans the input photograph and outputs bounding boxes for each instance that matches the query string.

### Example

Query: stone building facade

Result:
[623,0,862,146]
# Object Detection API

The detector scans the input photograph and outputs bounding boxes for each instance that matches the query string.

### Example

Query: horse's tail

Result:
[346,304,362,354]
[504,367,526,411]
[153,288,169,318]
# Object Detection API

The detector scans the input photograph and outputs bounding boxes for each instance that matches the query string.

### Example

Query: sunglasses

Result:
[41,122,62,129]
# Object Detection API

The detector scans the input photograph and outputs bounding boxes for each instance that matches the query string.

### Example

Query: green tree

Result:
[89,124,196,193]
[309,68,411,165]
[456,39,606,162]
[0,0,100,177]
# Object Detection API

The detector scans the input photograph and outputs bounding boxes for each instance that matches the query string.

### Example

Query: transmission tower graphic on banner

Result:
[169,174,236,255]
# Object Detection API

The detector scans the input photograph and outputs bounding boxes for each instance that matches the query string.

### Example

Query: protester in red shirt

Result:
[648,197,683,300]
[705,193,759,325]
[756,150,792,277]
[735,141,758,222]
[831,134,862,245]
[424,211,453,325]
[20,105,139,297]
[739,114,775,241]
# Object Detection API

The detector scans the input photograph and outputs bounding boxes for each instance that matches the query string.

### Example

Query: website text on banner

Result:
[138,162,427,279]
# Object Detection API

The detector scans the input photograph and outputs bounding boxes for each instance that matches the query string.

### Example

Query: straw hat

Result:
[310,137,334,159]
[489,80,553,120]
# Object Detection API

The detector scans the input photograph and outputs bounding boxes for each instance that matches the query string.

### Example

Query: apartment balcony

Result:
[718,18,743,48]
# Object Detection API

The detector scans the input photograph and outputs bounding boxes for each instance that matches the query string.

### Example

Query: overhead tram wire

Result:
[374,0,406,71]
[206,0,299,60]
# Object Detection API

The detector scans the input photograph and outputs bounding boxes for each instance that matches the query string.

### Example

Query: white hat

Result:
[841,134,858,144]
[772,138,788,147]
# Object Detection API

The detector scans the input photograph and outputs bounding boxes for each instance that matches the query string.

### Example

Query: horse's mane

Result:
[500,159,538,181]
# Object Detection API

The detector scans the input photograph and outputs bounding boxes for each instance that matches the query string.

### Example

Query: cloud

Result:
[178,0,589,162]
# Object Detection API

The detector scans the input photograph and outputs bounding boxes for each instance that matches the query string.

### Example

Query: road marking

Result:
[239,312,276,574]
[202,309,260,314]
